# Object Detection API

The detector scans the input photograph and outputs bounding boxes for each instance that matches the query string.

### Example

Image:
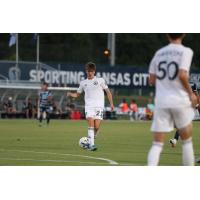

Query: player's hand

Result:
[110,104,115,112]
[190,93,198,108]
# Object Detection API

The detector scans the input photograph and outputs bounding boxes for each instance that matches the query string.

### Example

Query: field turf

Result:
[0,119,199,166]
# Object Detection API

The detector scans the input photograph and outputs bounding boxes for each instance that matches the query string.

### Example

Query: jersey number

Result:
[157,61,178,80]
[96,111,103,118]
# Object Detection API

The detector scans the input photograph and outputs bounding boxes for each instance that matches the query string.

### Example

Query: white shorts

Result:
[85,107,104,120]
[151,106,195,133]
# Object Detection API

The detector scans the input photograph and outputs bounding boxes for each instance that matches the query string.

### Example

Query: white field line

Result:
[0,157,143,166]
[0,157,109,165]
[0,149,118,165]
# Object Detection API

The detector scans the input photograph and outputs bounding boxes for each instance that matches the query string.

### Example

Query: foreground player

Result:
[147,33,198,166]
[67,62,114,151]
[38,82,52,127]
[169,81,200,148]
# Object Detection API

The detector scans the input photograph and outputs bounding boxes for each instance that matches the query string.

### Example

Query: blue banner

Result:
[0,61,200,88]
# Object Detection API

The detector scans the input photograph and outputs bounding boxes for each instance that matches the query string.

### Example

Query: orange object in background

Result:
[119,99,129,113]
[70,110,82,120]
[121,103,129,112]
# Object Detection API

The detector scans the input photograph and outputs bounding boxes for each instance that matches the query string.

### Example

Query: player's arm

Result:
[67,92,81,98]
[194,91,200,107]
[148,54,157,86]
[178,69,197,107]
[105,88,115,111]
[179,49,197,107]
[149,73,156,86]
[67,82,83,98]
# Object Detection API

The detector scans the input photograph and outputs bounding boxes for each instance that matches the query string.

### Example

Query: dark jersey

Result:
[190,81,200,112]
[189,81,198,93]
[39,90,52,107]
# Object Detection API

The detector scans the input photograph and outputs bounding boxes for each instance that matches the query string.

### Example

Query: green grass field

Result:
[0,119,199,166]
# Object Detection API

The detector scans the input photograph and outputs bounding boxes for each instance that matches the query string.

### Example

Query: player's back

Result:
[149,43,193,108]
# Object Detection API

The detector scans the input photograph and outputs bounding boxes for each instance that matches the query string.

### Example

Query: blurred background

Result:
[0,33,200,120]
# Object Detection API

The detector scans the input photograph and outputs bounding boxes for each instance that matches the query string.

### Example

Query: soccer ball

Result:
[79,137,90,149]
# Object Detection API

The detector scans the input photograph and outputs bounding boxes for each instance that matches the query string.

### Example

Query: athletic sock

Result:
[88,127,95,146]
[174,131,180,141]
[39,113,43,123]
[182,137,194,166]
[147,142,164,166]
[46,113,50,124]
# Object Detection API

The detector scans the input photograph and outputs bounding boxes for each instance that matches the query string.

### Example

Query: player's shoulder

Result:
[154,45,169,56]
[96,77,105,83]
[79,78,87,85]
[182,45,193,55]
[154,44,193,59]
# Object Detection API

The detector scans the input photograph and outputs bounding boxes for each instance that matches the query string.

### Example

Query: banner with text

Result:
[0,61,200,88]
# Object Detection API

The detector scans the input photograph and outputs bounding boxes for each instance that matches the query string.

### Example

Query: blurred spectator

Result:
[129,99,138,121]
[3,97,16,114]
[146,99,154,120]
[65,101,76,113]
[119,98,129,113]
[25,99,36,119]
[52,100,62,115]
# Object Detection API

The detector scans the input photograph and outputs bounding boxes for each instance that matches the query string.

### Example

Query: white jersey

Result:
[149,43,193,108]
[77,76,108,109]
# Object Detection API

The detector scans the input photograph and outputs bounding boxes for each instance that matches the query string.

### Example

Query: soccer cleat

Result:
[169,139,177,148]
[88,144,97,151]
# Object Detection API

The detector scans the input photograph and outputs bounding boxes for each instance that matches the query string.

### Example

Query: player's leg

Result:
[148,133,165,166]
[94,119,102,139]
[173,107,195,166]
[26,109,29,119]
[148,108,173,166]
[93,108,104,138]
[39,106,44,126]
[169,130,180,148]
[87,117,97,151]
[46,111,50,125]
[178,124,194,166]
[174,130,180,140]
[39,112,43,126]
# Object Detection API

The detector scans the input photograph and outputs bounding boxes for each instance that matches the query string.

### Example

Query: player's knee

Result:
[178,123,192,140]
[87,118,95,127]
[153,133,165,143]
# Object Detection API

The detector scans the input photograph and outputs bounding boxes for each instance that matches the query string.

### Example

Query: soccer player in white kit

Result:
[67,62,114,151]
[147,33,198,166]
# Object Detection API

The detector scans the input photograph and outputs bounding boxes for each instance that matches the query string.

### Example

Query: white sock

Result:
[147,142,164,166]
[182,137,194,166]
[88,127,95,146]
